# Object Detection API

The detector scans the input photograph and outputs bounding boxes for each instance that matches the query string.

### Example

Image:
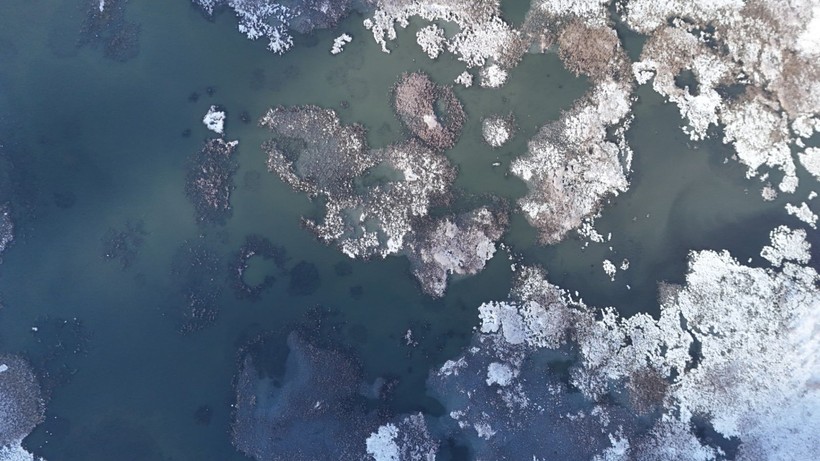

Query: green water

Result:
[0,1,798,460]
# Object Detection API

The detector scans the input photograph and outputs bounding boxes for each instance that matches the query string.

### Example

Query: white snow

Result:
[366,424,400,461]
[416,24,446,59]
[330,33,352,55]
[479,64,508,88]
[362,0,517,70]
[593,432,631,461]
[421,114,439,129]
[602,259,616,281]
[578,219,605,243]
[798,147,820,181]
[796,5,820,57]
[202,105,226,135]
[486,362,516,386]
[481,117,511,147]
[722,97,798,194]
[762,184,778,201]
[438,357,468,377]
[760,225,810,266]
[786,202,818,228]
[0,440,43,461]
[454,71,473,88]
[225,0,296,54]
[537,0,610,26]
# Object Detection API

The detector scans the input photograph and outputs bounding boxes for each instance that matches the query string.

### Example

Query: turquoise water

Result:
[0,1,797,459]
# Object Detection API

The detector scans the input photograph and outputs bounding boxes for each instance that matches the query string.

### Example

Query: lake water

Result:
[0,1,800,460]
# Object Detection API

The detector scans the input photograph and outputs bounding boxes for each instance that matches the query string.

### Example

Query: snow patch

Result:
[202,105,226,135]
[786,202,818,228]
[331,33,352,55]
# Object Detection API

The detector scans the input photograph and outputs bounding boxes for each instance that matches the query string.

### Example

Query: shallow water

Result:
[0,1,800,460]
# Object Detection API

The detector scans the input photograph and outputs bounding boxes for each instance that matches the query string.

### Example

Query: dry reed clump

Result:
[558,21,630,82]
[393,72,466,151]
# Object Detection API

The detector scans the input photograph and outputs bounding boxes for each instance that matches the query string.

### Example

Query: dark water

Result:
[0,1,793,460]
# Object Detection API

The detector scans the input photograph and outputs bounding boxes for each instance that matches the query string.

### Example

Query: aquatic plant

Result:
[230,234,287,301]
[27,316,91,397]
[287,261,320,296]
[232,332,377,460]
[185,138,239,226]
[262,102,509,296]
[170,240,224,333]
[79,0,140,62]
[101,219,148,269]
